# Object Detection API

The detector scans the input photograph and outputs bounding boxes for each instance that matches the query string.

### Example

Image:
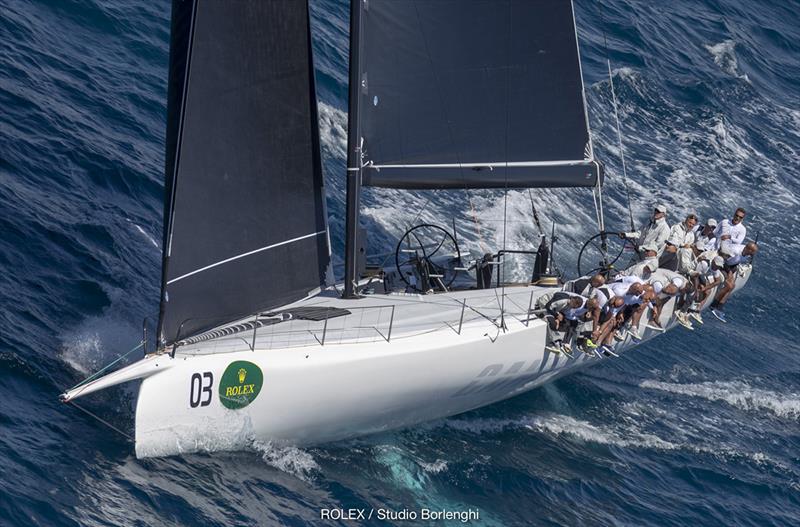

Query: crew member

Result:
[636,204,670,258]
[647,270,688,329]
[593,296,626,357]
[710,241,758,322]
[608,277,648,341]
[678,255,725,326]
[621,244,659,278]
[660,214,697,272]
[543,293,585,354]
[694,218,718,254]
[714,207,746,253]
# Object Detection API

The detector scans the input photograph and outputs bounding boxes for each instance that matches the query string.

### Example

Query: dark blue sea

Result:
[2,0,799,525]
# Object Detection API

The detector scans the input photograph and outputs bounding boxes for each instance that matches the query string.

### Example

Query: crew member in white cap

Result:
[714,207,746,254]
[647,269,688,329]
[694,218,718,253]
[636,204,670,258]
[620,244,658,278]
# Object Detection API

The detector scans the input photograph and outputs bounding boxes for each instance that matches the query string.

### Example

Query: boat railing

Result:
[176,288,544,355]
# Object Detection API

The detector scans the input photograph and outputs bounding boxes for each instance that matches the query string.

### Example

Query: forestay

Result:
[353,0,601,189]
[158,0,330,345]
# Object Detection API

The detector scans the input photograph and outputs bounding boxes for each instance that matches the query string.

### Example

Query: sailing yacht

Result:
[61,0,751,458]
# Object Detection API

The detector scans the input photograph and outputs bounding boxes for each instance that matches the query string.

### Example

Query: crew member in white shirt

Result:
[679,255,726,326]
[621,244,658,278]
[636,204,670,258]
[660,213,697,272]
[694,218,718,253]
[714,207,746,253]
[609,277,649,341]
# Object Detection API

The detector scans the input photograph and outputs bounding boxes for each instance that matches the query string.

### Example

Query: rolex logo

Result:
[219,361,263,410]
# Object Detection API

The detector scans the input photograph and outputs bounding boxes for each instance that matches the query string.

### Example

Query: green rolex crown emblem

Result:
[219,361,263,410]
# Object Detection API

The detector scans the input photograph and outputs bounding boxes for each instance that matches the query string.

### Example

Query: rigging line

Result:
[465,187,488,254]
[527,189,543,235]
[597,177,606,231]
[598,0,635,231]
[591,186,603,233]
[498,0,515,331]
[66,401,134,443]
[65,340,145,395]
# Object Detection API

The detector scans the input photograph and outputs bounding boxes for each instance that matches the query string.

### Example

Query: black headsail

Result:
[158,0,330,345]
[351,0,600,189]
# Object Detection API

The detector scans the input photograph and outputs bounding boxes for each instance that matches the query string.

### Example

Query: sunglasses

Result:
[734,214,745,220]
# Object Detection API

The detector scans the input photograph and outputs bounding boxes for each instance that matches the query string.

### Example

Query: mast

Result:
[343,0,363,298]
[157,0,198,346]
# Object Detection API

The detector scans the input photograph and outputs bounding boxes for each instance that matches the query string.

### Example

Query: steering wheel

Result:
[577,231,635,276]
[395,224,461,292]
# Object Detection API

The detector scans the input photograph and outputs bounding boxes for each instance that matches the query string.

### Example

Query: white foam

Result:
[420,459,448,474]
[439,411,786,469]
[60,331,103,375]
[640,379,800,420]
[704,40,749,81]
[59,310,141,380]
[612,66,636,80]
[252,440,319,482]
[133,223,159,249]
[441,414,681,451]
[317,102,348,161]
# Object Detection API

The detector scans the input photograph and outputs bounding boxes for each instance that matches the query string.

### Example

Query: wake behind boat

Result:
[60,0,756,458]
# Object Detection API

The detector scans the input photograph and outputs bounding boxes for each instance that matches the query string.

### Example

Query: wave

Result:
[436,410,786,470]
[640,379,800,420]
[252,441,320,483]
[127,219,159,250]
[704,40,749,81]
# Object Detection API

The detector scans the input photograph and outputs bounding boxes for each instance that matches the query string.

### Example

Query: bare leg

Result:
[713,272,736,308]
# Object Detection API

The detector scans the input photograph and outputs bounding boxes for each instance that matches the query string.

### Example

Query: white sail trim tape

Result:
[167,230,327,285]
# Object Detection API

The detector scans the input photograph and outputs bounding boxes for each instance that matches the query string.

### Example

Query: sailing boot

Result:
[675,312,694,330]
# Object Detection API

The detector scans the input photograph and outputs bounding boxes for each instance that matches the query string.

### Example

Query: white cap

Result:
[706,218,718,227]
[712,256,725,266]
[655,204,668,213]
[651,280,664,295]
[671,276,686,289]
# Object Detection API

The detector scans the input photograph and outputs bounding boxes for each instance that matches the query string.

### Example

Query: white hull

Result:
[67,268,752,458]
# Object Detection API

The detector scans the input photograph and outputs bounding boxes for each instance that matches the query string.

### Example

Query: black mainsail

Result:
[351,0,600,189]
[158,0,330,345]
[344,0,601,295]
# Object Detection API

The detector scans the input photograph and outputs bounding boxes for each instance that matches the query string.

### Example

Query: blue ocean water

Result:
[2,0,799,525]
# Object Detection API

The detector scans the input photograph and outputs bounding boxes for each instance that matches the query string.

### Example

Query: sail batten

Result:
[157,0,330,344]
[354,0,598,189]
